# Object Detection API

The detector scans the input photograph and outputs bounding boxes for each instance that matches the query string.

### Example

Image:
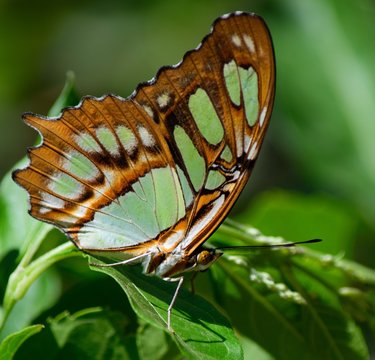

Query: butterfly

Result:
[13,11,275,330]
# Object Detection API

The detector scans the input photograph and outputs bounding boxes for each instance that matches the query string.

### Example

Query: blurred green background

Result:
[1,0,375,357]
[1,1,374,267]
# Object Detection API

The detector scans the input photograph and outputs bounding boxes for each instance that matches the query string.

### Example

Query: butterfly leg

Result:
[190,272,198,294]
[167,276,184,332]
[89,252,150,267]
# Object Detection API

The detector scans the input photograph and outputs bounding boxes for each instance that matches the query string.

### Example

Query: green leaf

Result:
[50,308,135,359]
[14,308,137,359]
[209,255,369,360]
[0,159,52,262]
[1,243,80,334]
[91,264,243,360]
[207,219,373,359]
[47,71,80,117]
[0,269,61,341]
[137,321,182,360]
[238,335,273,360]
[0,324,43,360]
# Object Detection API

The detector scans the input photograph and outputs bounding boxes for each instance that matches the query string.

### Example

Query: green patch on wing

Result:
[153,167,185,230]
[176,166,194,207]
[221,145,233,162]
[206,170,226,190]
[62,151,98,180]
[76,132,101,153]
[188,88,224,144]
[49,173,84,198]
[238,66,259,126]
[116,125,137,153]
[174,126,206,192]
[77,167,186,249]
[96,127,119,155]
[224,60,241,106]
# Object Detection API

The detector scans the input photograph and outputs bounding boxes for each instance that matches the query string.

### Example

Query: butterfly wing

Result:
[141,12,275,255]
[13,12,275,258]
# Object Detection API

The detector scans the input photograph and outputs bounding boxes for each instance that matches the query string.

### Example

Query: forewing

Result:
[132,12,275,254]
[13,12,275,255]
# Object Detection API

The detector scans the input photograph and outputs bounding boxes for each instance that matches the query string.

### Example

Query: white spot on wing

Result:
[182,195,225,248]
[248,141,259,160]
[102,168,118,188]
[125,140,137,154]
[236,135,243,158]
[138,126,155,147]
[222,183,234,192]
[244,34,255,53]
[143,105,154,119]
[156,93,171,109]
[231,34,242,47]
[232,170,241,180]
[244,134,252,153]
[39,192,65,213]
[75,132,101,153]
[259,107,267,127]
[162,229,184,250]
[69,206,89,218]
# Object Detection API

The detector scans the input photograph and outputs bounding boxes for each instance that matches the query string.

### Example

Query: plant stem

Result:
[1,242,81,330]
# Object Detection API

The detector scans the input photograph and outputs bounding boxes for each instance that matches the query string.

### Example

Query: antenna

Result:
[216,238,322,251]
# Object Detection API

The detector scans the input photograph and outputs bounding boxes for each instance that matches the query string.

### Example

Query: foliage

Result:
[1,0,375,358]
[0,325,43,360]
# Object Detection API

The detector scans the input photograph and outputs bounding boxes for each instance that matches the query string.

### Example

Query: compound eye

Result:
[197,250,212,266]
[196,250,220,271]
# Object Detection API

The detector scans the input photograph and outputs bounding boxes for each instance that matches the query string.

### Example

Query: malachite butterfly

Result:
[13,12,275,330]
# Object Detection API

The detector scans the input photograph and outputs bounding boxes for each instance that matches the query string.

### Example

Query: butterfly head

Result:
[151,246,223,279]
[194,248,223,272]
